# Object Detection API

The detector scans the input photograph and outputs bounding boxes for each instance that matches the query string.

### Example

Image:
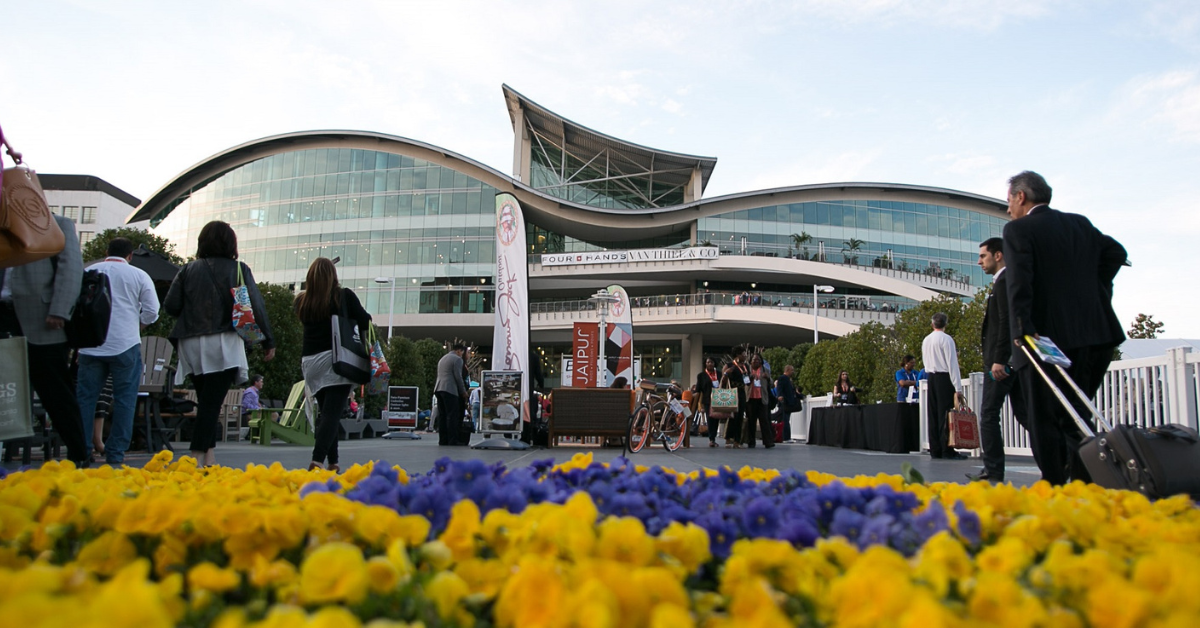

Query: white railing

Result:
[799,346,1198,458]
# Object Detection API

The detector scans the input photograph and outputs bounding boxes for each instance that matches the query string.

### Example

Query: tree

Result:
[790,232,813,259]
[1128,313,1165,339]
[244,283,303,403]
[415,338,448,409]
[83,227,187,341]
[841,238,865,265]
[81,227,186,265]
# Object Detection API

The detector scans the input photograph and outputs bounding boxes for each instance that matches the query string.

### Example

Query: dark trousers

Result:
[1019,343,1113,485]
[436,391,463,445]
[980,372,1027,480]
[311,384,350,465]
[744,398,774,447]
[926,372,955,458]
[726,405,744,445]
[190,368,238,452]
[1,307,87,463]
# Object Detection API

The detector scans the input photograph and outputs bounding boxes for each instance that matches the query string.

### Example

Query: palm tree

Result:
[790,232,813,259]
[841,238,865,265]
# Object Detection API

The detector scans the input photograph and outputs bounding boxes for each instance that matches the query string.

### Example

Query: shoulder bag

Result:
[230,262,266,344]
[331,288,371,384]
[947,392,980,449]
[0,125,64,269]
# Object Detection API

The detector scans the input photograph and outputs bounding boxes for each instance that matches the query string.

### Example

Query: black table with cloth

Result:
[808,403,920,453]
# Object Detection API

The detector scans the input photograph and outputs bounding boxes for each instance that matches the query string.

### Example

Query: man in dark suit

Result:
[0,214,89,465]
[1002,171,1127,485]
[969,237,1027,483]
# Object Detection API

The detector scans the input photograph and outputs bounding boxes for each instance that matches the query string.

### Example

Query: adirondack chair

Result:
[220,389,244,442]
[137,336,177,452]
[248,381,315,446]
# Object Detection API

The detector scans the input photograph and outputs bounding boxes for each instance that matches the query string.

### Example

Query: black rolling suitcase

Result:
[1021,343,1200,500]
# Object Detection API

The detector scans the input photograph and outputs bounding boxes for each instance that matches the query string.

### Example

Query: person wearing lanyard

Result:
[720,346,749,448]
[693,357,720,447]
[895,355,919,403]
[745,353,775,448]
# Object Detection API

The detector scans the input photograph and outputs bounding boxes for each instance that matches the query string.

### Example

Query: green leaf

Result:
[900,462,925,485]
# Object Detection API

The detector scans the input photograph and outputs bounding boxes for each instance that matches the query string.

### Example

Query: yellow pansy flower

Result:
[299,542,369,605]
[188,561,241,593]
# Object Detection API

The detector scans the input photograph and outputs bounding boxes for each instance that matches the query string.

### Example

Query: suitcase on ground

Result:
[1021,343,1200,499]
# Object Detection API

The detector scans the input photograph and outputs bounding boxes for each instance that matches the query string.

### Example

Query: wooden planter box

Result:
[547,388,634,447]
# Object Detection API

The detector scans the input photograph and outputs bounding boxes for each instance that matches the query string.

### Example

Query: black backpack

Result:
[65,268,112,349]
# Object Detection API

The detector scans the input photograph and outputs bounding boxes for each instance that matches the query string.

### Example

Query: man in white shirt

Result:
[76,238,160,465]
[921,312,965,460]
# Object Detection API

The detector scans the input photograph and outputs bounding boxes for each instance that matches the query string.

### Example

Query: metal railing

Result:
[796,346,1199,458]
[531,247,975,290]
[531,291,910,316]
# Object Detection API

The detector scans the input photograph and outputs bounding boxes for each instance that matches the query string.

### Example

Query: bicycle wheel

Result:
[627,405,652,453]
[661,405,688,452]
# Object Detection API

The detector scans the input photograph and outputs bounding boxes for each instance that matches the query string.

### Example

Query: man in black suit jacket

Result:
[1002,171,1127,485]
[970,237,1027,483]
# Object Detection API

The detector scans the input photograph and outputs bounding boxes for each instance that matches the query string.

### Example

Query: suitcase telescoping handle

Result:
[1019,341,1115,438]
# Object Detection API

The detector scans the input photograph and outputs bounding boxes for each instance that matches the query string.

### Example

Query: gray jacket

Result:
[5,215,81,345]
[434,351,467,397]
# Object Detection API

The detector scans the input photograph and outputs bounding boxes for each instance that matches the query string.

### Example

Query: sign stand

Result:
[471,370,529,450]
[382,386,422,440]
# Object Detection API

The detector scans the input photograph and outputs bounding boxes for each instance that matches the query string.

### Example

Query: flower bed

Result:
[1,451,1198,628]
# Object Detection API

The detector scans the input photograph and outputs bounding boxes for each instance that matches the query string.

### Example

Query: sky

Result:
[6,0,1199,337]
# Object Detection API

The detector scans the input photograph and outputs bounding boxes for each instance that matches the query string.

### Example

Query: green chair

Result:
[248,381,315,446]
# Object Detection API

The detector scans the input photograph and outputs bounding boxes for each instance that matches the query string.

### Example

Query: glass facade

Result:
[529,132,687,210]
[527,224,690,255]
[153,148,499,316]
[697,199,1006,287]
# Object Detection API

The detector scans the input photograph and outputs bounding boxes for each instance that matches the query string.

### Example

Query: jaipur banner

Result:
[605,284,634,388]
[572,322,599,387]
[492,194,529,411]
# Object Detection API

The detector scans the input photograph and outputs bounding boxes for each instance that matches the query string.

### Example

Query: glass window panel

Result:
[412,168,427,190]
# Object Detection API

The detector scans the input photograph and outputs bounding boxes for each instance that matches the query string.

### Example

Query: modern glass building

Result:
[131,85,1007,386]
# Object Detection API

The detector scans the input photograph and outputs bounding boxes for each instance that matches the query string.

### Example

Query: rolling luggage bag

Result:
[1021,342,1200,500]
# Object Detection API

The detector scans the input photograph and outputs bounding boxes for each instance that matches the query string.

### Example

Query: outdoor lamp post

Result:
[374,277,396,341]
[813,285,834,343]
[588,288,620,387]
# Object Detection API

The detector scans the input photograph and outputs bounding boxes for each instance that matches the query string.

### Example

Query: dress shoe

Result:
[944,451,969,460]
[965,471,990,482]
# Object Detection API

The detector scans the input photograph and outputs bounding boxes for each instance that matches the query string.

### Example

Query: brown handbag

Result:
[1,125,65,269]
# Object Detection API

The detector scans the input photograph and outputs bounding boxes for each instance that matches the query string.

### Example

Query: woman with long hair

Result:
[165,221,275,467]
[294,257,371,472]
[720,345,750,448]
[833,371,859,405]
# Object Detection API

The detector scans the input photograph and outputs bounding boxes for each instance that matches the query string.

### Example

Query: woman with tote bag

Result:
[294,257,370,472]
[166,221,275,467]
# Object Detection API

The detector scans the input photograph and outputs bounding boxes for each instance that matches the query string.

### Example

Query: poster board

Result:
[384,386,419,429]
[480,370,524,435]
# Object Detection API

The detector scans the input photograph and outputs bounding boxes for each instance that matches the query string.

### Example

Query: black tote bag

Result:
[331,290,371,385]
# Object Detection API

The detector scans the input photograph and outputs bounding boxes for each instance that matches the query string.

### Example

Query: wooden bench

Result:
[547,388,634,447]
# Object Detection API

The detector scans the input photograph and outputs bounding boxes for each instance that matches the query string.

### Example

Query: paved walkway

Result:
[6,434,1040,486]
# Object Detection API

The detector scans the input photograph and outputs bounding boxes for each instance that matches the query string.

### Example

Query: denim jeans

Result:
[77,344,142,465]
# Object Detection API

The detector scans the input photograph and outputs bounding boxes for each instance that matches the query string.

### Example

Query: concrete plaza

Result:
[6,434,1041,487]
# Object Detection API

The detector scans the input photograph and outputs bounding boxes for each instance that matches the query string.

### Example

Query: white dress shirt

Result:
[921,329,962,393]
[80,257,160,357]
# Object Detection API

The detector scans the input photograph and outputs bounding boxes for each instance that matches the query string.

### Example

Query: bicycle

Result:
[627,380,690,453]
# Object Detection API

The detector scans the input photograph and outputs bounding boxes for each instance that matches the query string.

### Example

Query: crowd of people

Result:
[688,345,803,449]
[5,171,1125,487]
